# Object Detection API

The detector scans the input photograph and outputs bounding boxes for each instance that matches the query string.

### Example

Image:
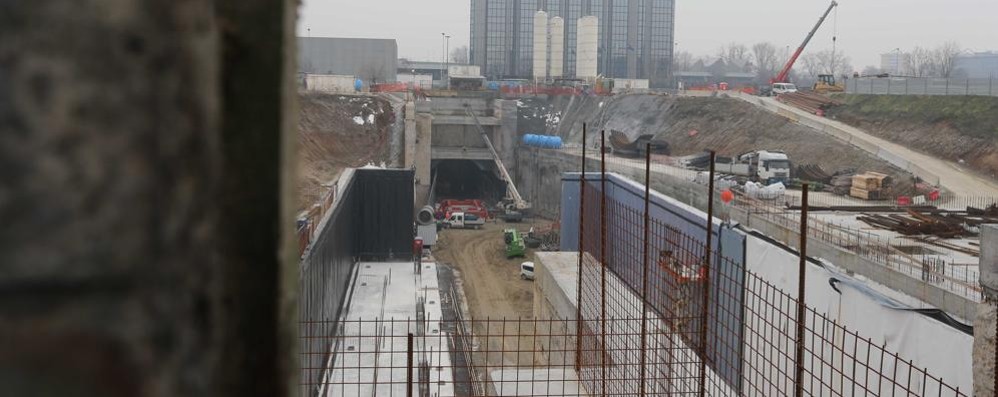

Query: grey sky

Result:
[298,0,998,69]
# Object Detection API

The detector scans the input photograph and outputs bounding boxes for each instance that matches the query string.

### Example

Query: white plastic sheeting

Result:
[744,235,973,394]
[744,181,786,200]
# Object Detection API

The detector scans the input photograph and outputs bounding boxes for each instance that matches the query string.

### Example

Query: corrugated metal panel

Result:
[298,37,398,83]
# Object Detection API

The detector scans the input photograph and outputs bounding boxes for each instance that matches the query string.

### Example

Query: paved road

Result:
[742,94,998,197]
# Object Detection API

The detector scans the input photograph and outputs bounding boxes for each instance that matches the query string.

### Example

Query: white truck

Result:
[442,212,486,229]
[771,82,798,96]
[714,150,792,185]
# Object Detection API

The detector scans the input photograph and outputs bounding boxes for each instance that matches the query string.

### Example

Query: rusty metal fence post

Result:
[697,151,716,397]
[407,332,414,397]
[794,184,810,397]
[639,143,652,397]
[575,123,587,372]
[600,129,608,396]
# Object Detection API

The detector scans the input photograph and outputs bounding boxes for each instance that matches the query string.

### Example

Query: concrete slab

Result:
[489,369,583,396]
[321,261,456,397]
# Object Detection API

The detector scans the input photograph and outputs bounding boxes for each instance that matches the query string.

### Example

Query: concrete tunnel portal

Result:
[431,159,506,204]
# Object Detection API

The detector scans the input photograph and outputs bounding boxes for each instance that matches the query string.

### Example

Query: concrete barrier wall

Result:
[303,74,357,93]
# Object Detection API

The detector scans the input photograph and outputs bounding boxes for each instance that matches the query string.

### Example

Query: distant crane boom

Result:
[466,108,529,210]
[773,1,838,83]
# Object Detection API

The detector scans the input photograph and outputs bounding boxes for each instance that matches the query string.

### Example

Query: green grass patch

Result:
[829,94,998,139]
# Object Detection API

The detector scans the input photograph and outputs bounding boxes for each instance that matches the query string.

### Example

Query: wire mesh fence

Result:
[551,132,987,301]
[570,146,971,396]
[846,76,998,97]
[298,128,977,396]
[725,192,983,300]
[298,180,971,396]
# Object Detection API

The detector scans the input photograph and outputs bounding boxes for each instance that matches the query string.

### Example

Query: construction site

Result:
[296,75,998,397]
[292,4,998,394]
[12,0,998,396]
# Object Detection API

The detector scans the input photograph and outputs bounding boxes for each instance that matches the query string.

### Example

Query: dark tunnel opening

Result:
[431,160,506,204]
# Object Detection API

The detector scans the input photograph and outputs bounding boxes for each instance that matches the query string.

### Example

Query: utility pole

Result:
[446,34,452,89]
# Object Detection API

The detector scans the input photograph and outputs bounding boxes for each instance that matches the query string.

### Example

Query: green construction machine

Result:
[504,228,526,259]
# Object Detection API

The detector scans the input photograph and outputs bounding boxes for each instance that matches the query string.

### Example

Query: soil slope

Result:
[826,94,998,180]
[539,94,908,180]
[297,93,392,209]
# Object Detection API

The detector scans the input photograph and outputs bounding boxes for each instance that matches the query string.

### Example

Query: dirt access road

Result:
[433,221,550,367]
[749,95,998,196]
[434,221,536,320]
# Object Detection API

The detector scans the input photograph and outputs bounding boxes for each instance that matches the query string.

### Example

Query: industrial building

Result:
[298,37,398,83]
[880,52,908,75]
[470,0,676,86]
[954,51,998,78]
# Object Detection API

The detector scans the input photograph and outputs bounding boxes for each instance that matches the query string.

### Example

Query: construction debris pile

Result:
[777,91,843,115]
[858,207,998,239]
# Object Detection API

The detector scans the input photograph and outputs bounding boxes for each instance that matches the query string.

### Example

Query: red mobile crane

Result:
[771,1,839,89]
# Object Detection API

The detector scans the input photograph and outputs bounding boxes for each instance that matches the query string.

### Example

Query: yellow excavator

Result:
[813,74,845,94]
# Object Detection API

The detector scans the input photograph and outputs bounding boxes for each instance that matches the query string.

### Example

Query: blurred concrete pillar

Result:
[975,224,998,396]
[0,0,297,396]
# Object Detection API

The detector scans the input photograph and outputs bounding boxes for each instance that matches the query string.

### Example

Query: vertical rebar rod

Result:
[794,184,811,397]
[639,143,652,397]
[600,129,608,397]
[575,123,587,371]
[697,151,716,397]
[407,332,414,397]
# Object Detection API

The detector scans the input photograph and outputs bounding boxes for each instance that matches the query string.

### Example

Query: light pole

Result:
[445,34,452,89]
[894,47,901,76]
[441,33,446,86]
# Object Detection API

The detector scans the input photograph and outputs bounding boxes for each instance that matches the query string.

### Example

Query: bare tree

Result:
[450,45,469,64]
[362,61,387,85]
[799,53,822,78]
[903,46,934,77]
[672,50,694,71]
[718,43,751,71]
[751,42,780,80]
[815,49,852,77]
[933,41,961,78]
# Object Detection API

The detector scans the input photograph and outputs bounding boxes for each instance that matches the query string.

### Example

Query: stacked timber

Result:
[849,172,893,200]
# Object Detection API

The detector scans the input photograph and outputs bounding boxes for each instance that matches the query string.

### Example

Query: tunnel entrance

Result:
[431,160,506,204]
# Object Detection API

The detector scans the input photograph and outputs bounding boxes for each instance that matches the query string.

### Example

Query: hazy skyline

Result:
[298,0,998,70]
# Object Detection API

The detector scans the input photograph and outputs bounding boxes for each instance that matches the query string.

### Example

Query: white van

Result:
[771,83,798,96]
[520,262,535,280]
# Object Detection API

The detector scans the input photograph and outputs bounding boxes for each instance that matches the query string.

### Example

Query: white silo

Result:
[576,16,599,79]
[532,11,549,80]
[549,17,565,78]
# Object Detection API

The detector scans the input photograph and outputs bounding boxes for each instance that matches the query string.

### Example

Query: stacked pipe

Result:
[522,133,563,149]
[776,91,844,115]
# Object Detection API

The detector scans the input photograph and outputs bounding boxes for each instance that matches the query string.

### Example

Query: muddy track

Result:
[433,222,547,366]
